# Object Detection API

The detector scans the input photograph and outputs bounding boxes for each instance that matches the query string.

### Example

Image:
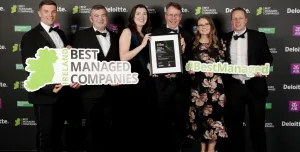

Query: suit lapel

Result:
[247,29,253,65]
[226,31,234,64]
[37,24,56,48]
[56,31,66,47]
[105,30,115,60]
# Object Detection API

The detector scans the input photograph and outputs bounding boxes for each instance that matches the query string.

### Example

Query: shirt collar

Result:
[234,28,247,36]
[166,24,179,31]
[93,26,109,35]
[40,21,54,33]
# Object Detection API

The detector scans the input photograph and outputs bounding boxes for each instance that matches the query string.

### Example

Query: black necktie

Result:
[167,28,178,33]
[95,31,107,37]
[233,30,247,40]
[49,26,59,33]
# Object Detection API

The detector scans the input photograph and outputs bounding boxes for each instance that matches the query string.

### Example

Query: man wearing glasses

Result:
[151,2,193,152]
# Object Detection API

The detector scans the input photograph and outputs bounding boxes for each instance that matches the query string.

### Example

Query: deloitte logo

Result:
[23,47,139,92]
[57,6,67,12]
[0,44,6,50]
[282,121,300,127]
[0,119,9,124]
[285,47,300,52]
[225,8,250,13]
[0,82,8,88]
[164,7,189,13]
[287,8,300,14]
[106,7,128,12]
[283,84,300,90]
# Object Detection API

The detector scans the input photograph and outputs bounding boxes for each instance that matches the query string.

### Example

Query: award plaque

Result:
[149,33,183,75]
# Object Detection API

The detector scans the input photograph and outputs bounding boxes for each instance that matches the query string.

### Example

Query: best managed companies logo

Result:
[256,7,279,16]
[195,6,218,15]
[23,47,139,92]
[11,5,34,14]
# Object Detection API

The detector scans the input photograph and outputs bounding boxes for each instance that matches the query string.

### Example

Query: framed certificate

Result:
[149,33,183,75]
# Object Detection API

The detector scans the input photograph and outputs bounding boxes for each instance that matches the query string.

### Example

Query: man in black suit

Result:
[222,7,273,152]
[20,1,81,152]
[151,2,193,151]
[71,4,120,152]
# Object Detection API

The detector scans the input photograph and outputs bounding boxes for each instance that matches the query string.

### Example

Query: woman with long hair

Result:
[118,4,153,151]
[187,15,228,152]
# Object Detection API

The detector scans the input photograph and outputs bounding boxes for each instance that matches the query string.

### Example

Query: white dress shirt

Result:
[40,22,64,48]
[230,28,250,83]
[93,27,110,57]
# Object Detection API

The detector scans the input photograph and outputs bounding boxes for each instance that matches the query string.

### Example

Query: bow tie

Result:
[49,26,59,33]
[233,30,247,40]
[95,31,107,37]
[167,28,178,33]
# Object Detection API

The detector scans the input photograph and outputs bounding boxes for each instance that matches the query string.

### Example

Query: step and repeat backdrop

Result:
[0,0,299,151]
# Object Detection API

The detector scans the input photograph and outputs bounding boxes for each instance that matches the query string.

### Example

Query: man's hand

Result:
[53,84,63,93]
[110,84,120,86]
[254,72,268,78]
[165,74,176,78]
[70,82,80,89]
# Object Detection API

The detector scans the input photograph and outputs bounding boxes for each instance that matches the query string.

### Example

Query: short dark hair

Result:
[166,2,182,11]
[90,4,107,15]
[39,0,57,10]
[231,7,247,19]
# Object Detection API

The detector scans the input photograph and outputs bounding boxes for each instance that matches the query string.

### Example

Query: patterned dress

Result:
[187,41,228,142]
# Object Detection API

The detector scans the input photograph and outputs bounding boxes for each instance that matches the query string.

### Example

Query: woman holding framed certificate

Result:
[118,4,154,150]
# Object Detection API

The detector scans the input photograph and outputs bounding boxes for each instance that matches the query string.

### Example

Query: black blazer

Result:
[20,23,68,104]
[222,28,273,97]
[71,27,120,99]
[151,25,193,91]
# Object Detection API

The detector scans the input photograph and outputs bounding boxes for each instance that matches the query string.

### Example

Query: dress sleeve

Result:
[216,39,226,63]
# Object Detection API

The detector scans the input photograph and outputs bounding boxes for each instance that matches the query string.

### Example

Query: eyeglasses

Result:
[198,23,210,27]
[166,13,181,18]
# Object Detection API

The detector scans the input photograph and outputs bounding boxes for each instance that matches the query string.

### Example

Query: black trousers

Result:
[82,95,113,152]
[156,80,189,151]
[225,78,267,152]
[34,94,81,152]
